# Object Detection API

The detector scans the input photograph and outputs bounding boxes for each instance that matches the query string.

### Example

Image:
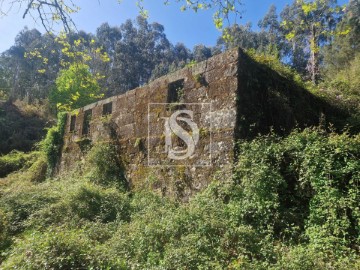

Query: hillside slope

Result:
[0,101,50,155]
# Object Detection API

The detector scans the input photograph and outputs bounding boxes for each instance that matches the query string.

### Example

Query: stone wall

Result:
[60,48,240,199]
[59,47,342,199]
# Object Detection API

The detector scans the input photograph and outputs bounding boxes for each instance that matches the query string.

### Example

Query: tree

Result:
[280,3,309,75]
[0,0,79,32]
[0,0,243,33]
[111,16,172,94]
[96,23,122,64]
[173,43,191,63]
[280,0,343,84]
[346,0,360,49]
[258,5,285,55]
[150,42,192,81]
[95,23,122,95]
[1,28,46,101]
[217,23,267,52]
[0,57,11,99]
[50,63,103,111]
[0,26,113,103]
[0,17,191,102]
[322,0,360,78]
[259,5,278,30]
[192,44,212,62]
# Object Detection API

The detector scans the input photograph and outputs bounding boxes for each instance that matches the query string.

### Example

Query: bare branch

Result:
[2,0,78,33]
[23,0,35,19]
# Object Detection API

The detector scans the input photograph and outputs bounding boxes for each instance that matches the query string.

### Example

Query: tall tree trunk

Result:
[9,60,20,102]
[310,24,319,84]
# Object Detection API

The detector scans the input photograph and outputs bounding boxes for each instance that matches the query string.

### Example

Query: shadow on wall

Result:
[235,49,350,141]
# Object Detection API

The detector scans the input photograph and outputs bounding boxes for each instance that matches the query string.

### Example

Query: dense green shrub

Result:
[85,141,128,190]
[234,129,360,258]
[68,184,130,223]
[1,227,127,270]
[25,181,131,230]
[51,62,103,111]
[324,52,360,97]
[0,150,39,178]
[0,183,60,234]
[41,112,67,175]
[317,52,360,133]
[0,209,11,253]
[25,153,48,182]
[0,129,359,269]
[106,186,274,269]
[0,101,48,155]
[246,49,305,88]
[270,244,360,270]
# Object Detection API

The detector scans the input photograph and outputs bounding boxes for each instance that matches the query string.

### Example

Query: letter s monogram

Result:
[163,110,199,160]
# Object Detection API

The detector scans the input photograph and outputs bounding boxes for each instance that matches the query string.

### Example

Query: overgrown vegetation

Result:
[85,142,128,191]
[0,150,39,178]
[0,0,359,268]
[51,63,104,111]
[0,129,358,269]
[0,101,49,155]
[40,112,67,175]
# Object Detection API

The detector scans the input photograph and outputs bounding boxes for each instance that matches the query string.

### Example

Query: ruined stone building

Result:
[59,48,341,199]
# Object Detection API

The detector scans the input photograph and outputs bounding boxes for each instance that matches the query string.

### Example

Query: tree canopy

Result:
[0,0,359,112]
[51,62,102,111]
[0,0,243,33]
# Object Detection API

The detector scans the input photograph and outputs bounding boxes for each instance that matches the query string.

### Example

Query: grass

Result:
[0,128,358,269]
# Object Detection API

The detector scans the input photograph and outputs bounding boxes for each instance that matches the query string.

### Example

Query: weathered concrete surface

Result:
[59,47,335,199]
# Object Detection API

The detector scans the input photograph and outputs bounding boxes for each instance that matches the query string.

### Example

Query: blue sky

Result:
[0,0,348,53]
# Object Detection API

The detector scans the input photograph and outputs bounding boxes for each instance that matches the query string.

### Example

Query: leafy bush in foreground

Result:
[85,141,128,190]
[0,150,39,178]
[234,129,360,254]
[28,182,131,229]
[0,129,359,269]
[1,227,127,270]
[40,112,67,175]
[0,182,60,235]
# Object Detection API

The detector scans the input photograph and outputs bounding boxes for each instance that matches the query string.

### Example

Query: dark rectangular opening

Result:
[102,102,112,115]
[69,115,76,132]
[167,79,184,103]
[82,109,92,135]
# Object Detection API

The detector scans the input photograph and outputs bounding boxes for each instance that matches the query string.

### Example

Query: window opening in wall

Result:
[70,115,76,132]
[103,102,113,115]
[82,109,92,135]
[167,79,184,103]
